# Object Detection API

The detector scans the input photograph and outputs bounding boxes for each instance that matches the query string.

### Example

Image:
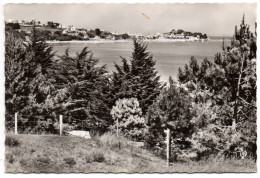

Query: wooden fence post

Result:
[166,128,171,167]
[59,115,63,136]
[15,112,18,135]
[116,118,119,138]
[116,119,121,150]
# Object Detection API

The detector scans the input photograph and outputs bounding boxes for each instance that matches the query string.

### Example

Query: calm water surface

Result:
[52,38,230,82]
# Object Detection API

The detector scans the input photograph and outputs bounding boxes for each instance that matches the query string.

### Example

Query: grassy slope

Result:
[5,134,257,173]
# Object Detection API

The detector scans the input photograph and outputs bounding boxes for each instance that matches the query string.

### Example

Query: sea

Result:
[51,36,231,82]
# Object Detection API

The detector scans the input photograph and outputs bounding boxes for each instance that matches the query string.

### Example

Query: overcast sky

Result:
[4,3,257,35]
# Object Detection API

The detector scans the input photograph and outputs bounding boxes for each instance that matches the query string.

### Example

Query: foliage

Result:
[5,29,54,121]
[145,77,194,159]
[122,33,130,39]
[110,39,162,115]
[176,29,184,34]
[178,15,257,159]
[92,151,106,162]
[63,157,77,167]
[5,27,112,133]
[5,22,20,30]
[28,26,55,74]
[96,132,129,150]
[5,136,20,147]
[110,98,147,141]
[95,28,101,36]
[53,47,112,130]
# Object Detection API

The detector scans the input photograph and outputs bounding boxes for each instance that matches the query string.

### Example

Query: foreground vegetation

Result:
[5,14,256,170]
[5,134,256,173]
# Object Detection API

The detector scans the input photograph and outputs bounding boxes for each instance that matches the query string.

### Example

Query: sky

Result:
[4,3,257,35]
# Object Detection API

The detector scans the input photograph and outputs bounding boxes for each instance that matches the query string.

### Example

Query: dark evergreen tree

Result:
[5,29,56,133]
[145,77,194,160]
[27,25,55,74]
[110,39,162,115]
[56,47,112,131]
[177,15,257,159]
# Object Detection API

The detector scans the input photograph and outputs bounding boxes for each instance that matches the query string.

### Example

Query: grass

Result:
[5,133,257,173]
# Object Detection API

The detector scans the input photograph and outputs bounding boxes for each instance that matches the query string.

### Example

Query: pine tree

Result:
[57,47,112,131]
[178,15,257,159]
[145,77,194,160]
[27,25,55,74]
[111,39,162,115]
[5,29,55,129]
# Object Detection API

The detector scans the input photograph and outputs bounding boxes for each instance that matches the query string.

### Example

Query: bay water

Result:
[52,37,230,82]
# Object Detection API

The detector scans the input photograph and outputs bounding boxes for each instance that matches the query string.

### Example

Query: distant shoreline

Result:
[46,38,210,44]
[46,39,132,44]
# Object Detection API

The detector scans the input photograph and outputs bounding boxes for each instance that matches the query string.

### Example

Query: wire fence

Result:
[5,113,95,135]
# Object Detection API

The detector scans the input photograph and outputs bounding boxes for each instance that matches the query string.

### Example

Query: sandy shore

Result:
[46,39,132,44]
[46,38,207,44]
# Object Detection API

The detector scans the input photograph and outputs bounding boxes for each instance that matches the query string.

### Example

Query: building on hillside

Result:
[62,29,68,35]
[67,25,76,32]
[187,36,199,40]
[93,36,101,40]
[175,33,185,39]
[20,24,34,32]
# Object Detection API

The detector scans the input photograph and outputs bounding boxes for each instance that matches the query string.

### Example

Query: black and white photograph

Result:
[2,0,258,173]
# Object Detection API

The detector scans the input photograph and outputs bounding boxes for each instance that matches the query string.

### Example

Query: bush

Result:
[96,132,128,150]
[29,157,53,172]
[110,98,147,141]
[5,136,20,147]
[6,154,15,164]
[85,150,105,163]
[92,151,105,163]
[85,154,93,163]
[64,157,76,167]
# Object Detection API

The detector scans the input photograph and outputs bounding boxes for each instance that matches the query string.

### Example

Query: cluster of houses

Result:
[6,19,122,40]
[61,26,125,40]
[6,19,207,41]
[61,26,90,39]
[139,30,202,40]
[6,19,63,32]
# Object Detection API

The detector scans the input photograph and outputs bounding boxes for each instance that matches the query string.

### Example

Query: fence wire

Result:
[5,113,92,135]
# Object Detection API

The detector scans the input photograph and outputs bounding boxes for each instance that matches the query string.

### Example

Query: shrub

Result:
[85,154,93,163]
[92,151,105,163]
[33,157,51,166]
[110,98,147,141]
[85,150,105,163]
[5,136,20,147]
[96,132,128,150]
[6,154,15,164]
[30,157,53,172]
[64,157,76,167]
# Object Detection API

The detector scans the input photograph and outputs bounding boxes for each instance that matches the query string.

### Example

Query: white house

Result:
[175,33,185,39]
[67,25,76,32]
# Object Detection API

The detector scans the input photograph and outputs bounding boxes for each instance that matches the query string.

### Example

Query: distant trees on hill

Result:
[95,28,101,36]
[171,29,208,39]
[5,22,20,30]
[47,21,60,28]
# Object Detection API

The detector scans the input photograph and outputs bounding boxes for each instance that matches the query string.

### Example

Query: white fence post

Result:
[59,115,63,136]
[15,112,18,135]
[166,128,171,167]
[116,118,119,138]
